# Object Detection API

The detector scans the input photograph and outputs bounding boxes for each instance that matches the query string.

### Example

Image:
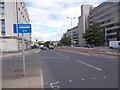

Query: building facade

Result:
[67,26,79,46]
[89,2,120,45]
[78,5,93,46]
[0,1,31,52]
[66,5,93,46]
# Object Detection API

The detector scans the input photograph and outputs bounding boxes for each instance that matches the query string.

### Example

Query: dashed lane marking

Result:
[76,60,102,71]
[93,77,96,80]
[82,79,85,81]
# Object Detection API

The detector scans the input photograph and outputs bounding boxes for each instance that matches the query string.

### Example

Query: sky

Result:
[24,0,106,42]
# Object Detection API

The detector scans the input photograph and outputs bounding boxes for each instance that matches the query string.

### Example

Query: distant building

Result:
[78,5,93,46]
[0,1,31,52]
[67,26,79,46]
[66,5,93,46]
[89,1,120,45]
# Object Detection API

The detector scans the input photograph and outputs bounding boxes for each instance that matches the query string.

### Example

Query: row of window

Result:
[0,19,5,35]
[0,2,4,14]
[90,2,118,19]
[106,22,120,28]
[107,29,119,33]
[107,35,117,39]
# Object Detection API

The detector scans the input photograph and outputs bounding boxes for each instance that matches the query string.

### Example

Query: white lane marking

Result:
[69,80,72,82]
[104,76,107,78]
[76,60,102,71]
[82,79,85,81]
[50,81,60,88]
[50,50,70,59]
[40,69,44,88]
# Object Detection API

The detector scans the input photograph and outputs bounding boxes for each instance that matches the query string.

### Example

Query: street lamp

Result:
[67,17,76,47]
[104,27,107,46]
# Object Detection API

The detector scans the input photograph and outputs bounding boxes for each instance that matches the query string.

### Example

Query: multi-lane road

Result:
[2,48,118,88]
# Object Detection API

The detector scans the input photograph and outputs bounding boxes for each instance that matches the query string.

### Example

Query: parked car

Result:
[82,43,93,48]
[109,41,120,49]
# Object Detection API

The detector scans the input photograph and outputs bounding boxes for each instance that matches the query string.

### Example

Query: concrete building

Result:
[67,26,79,46]
[66,5,93,46]
[78,5,93,46]
[0,1,31,52]
[89,1,120,45]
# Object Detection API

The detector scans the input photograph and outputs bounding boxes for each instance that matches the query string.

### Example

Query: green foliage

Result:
[44,41,51,47]
[59,34,71,46]
[38,42,44,46]
[82,23,103,45]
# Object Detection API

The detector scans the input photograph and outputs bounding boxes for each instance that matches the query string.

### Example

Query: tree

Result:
[44,41,51,47]
[38,42,44,46]
[59,34,71,46]
[82,23,103,45]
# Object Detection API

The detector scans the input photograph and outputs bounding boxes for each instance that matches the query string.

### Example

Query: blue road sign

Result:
[13,24,32,33]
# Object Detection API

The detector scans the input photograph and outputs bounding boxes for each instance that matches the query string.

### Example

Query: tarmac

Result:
[1,47,119,89]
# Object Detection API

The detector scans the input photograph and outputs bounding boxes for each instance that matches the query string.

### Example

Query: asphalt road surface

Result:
[2,48,118,88]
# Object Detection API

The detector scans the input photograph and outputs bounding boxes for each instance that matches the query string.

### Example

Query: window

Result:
[119,43,120,45]
[0,2,4,14]
[0,19,5,35]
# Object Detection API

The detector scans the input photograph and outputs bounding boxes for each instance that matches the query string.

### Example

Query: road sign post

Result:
[22,33,26,76]
[13,24,31,77]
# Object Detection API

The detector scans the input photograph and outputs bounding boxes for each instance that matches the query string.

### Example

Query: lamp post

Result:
[67,17,76,47]
[104,27,107,46]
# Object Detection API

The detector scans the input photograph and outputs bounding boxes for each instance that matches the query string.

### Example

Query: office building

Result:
[89,1,120,45]
[0,1,31,52]
[66,5,93,46]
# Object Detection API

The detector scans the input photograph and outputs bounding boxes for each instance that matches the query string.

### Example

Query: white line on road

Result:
[76,60,102,71]
[82,78,85,81]
[40,69,44,88]
[93,77,96,80]
[50,50,70,59]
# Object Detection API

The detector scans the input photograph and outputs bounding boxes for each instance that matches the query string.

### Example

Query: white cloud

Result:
[25,0,105,41]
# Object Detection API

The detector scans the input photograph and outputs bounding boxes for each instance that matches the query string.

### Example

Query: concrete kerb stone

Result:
[60,47,119,56]
[1,49,40,58]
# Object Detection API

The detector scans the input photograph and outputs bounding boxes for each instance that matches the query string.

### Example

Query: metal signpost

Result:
[13,24,31,76]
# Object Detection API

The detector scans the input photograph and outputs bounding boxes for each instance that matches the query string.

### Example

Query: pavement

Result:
[2,48,44,88]
[57,46,119,58]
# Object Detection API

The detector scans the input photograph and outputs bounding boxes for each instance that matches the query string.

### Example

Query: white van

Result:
[109,41,120,49]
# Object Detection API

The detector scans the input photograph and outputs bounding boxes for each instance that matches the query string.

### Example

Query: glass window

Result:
[119,43,120,45]
[0,2,4,13]
[0,19,5,35]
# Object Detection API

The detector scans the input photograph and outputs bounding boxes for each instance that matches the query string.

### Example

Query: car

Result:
[48,45,54,49]
[40,45,47,50]
[82,43,93,48]
[41,46,47,50]
[109,41,120,49]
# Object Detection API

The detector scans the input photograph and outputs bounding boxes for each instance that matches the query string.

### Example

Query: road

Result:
[2,48,118,88]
